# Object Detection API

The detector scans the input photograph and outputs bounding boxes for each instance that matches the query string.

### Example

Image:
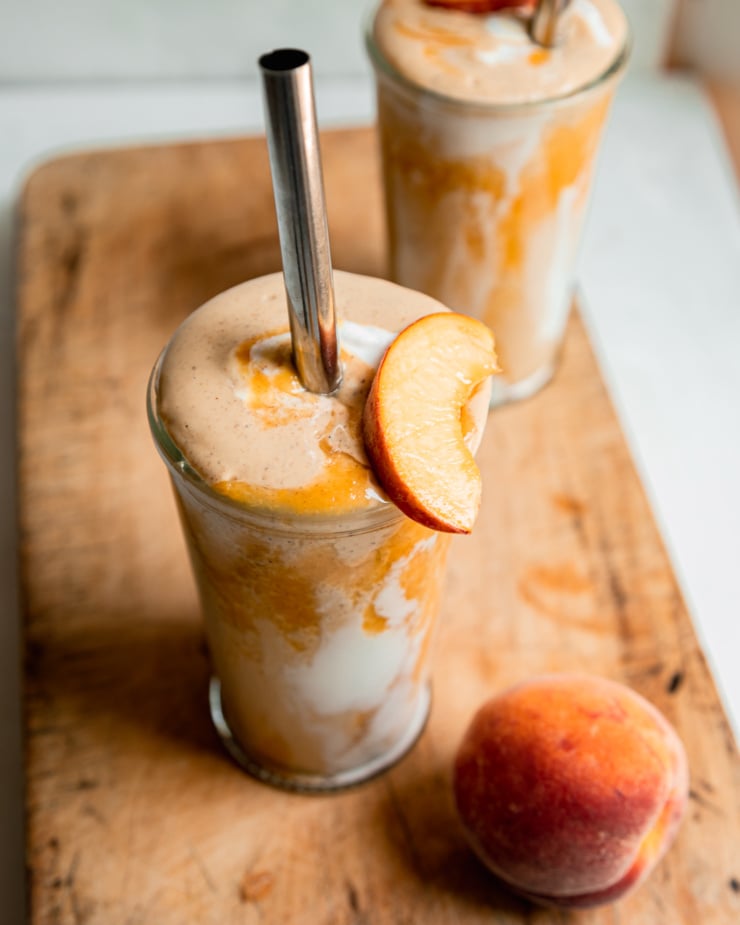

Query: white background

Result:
[2,0,738,81]
[1,2,739,923]
[0,0,680,79]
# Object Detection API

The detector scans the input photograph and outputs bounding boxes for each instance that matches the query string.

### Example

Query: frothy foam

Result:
[372,0,628,105]
[157,271,479,513]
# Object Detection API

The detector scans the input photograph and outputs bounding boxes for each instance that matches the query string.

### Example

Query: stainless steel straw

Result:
[531,0,571,48]
[259,48,342,395]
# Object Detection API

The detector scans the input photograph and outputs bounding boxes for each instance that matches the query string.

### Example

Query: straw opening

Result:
[259,49,310,72]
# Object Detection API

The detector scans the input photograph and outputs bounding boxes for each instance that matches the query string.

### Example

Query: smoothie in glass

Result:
[367,0,629,404]
[148,270,491,790]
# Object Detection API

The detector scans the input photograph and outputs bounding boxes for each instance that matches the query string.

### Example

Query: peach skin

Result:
[424,0,536,11]
[453,674,689,908]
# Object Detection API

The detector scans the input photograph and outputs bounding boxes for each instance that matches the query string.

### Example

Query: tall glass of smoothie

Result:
[147,270,492,791]
[367,0,629,405]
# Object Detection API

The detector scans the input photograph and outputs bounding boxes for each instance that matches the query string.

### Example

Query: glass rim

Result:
[364,3,632,116]
[146,350,406,538]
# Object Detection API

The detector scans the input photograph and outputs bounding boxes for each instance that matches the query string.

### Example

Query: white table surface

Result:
[1,71,739,923]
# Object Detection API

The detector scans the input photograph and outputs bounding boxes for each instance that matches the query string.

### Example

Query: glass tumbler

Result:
[148,354,452,791]
[367,19,629,405]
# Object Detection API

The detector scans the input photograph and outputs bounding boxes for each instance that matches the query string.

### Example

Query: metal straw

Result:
[259,48,341,395]
[531,0,571,48]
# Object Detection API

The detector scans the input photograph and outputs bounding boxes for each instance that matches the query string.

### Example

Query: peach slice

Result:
[424,0,536,13]
[362,312,498,534]
[453,674,690,908]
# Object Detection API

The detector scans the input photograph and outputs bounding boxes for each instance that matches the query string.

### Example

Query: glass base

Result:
[488,359,556,409]
[209,676,432,793]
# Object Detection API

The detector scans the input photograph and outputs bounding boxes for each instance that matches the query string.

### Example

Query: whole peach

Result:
[453,674,689,908]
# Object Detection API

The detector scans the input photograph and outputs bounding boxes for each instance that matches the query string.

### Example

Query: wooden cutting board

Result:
[16,127,740,925]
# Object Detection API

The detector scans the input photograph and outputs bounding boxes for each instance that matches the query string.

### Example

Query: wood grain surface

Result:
[16,127,740,925]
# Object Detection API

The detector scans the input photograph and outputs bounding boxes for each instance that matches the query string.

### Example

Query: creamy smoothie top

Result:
[371,0,628,105]
[156,271,489,516]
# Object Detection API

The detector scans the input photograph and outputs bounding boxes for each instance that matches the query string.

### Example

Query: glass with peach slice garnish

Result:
[148,271,497,791]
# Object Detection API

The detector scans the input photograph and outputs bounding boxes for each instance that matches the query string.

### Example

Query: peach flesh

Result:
[453,674,689,908]
[362,312,497,534]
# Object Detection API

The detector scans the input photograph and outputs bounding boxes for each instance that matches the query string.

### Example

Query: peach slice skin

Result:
[362,312,498,534]
[424,0,536,13]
